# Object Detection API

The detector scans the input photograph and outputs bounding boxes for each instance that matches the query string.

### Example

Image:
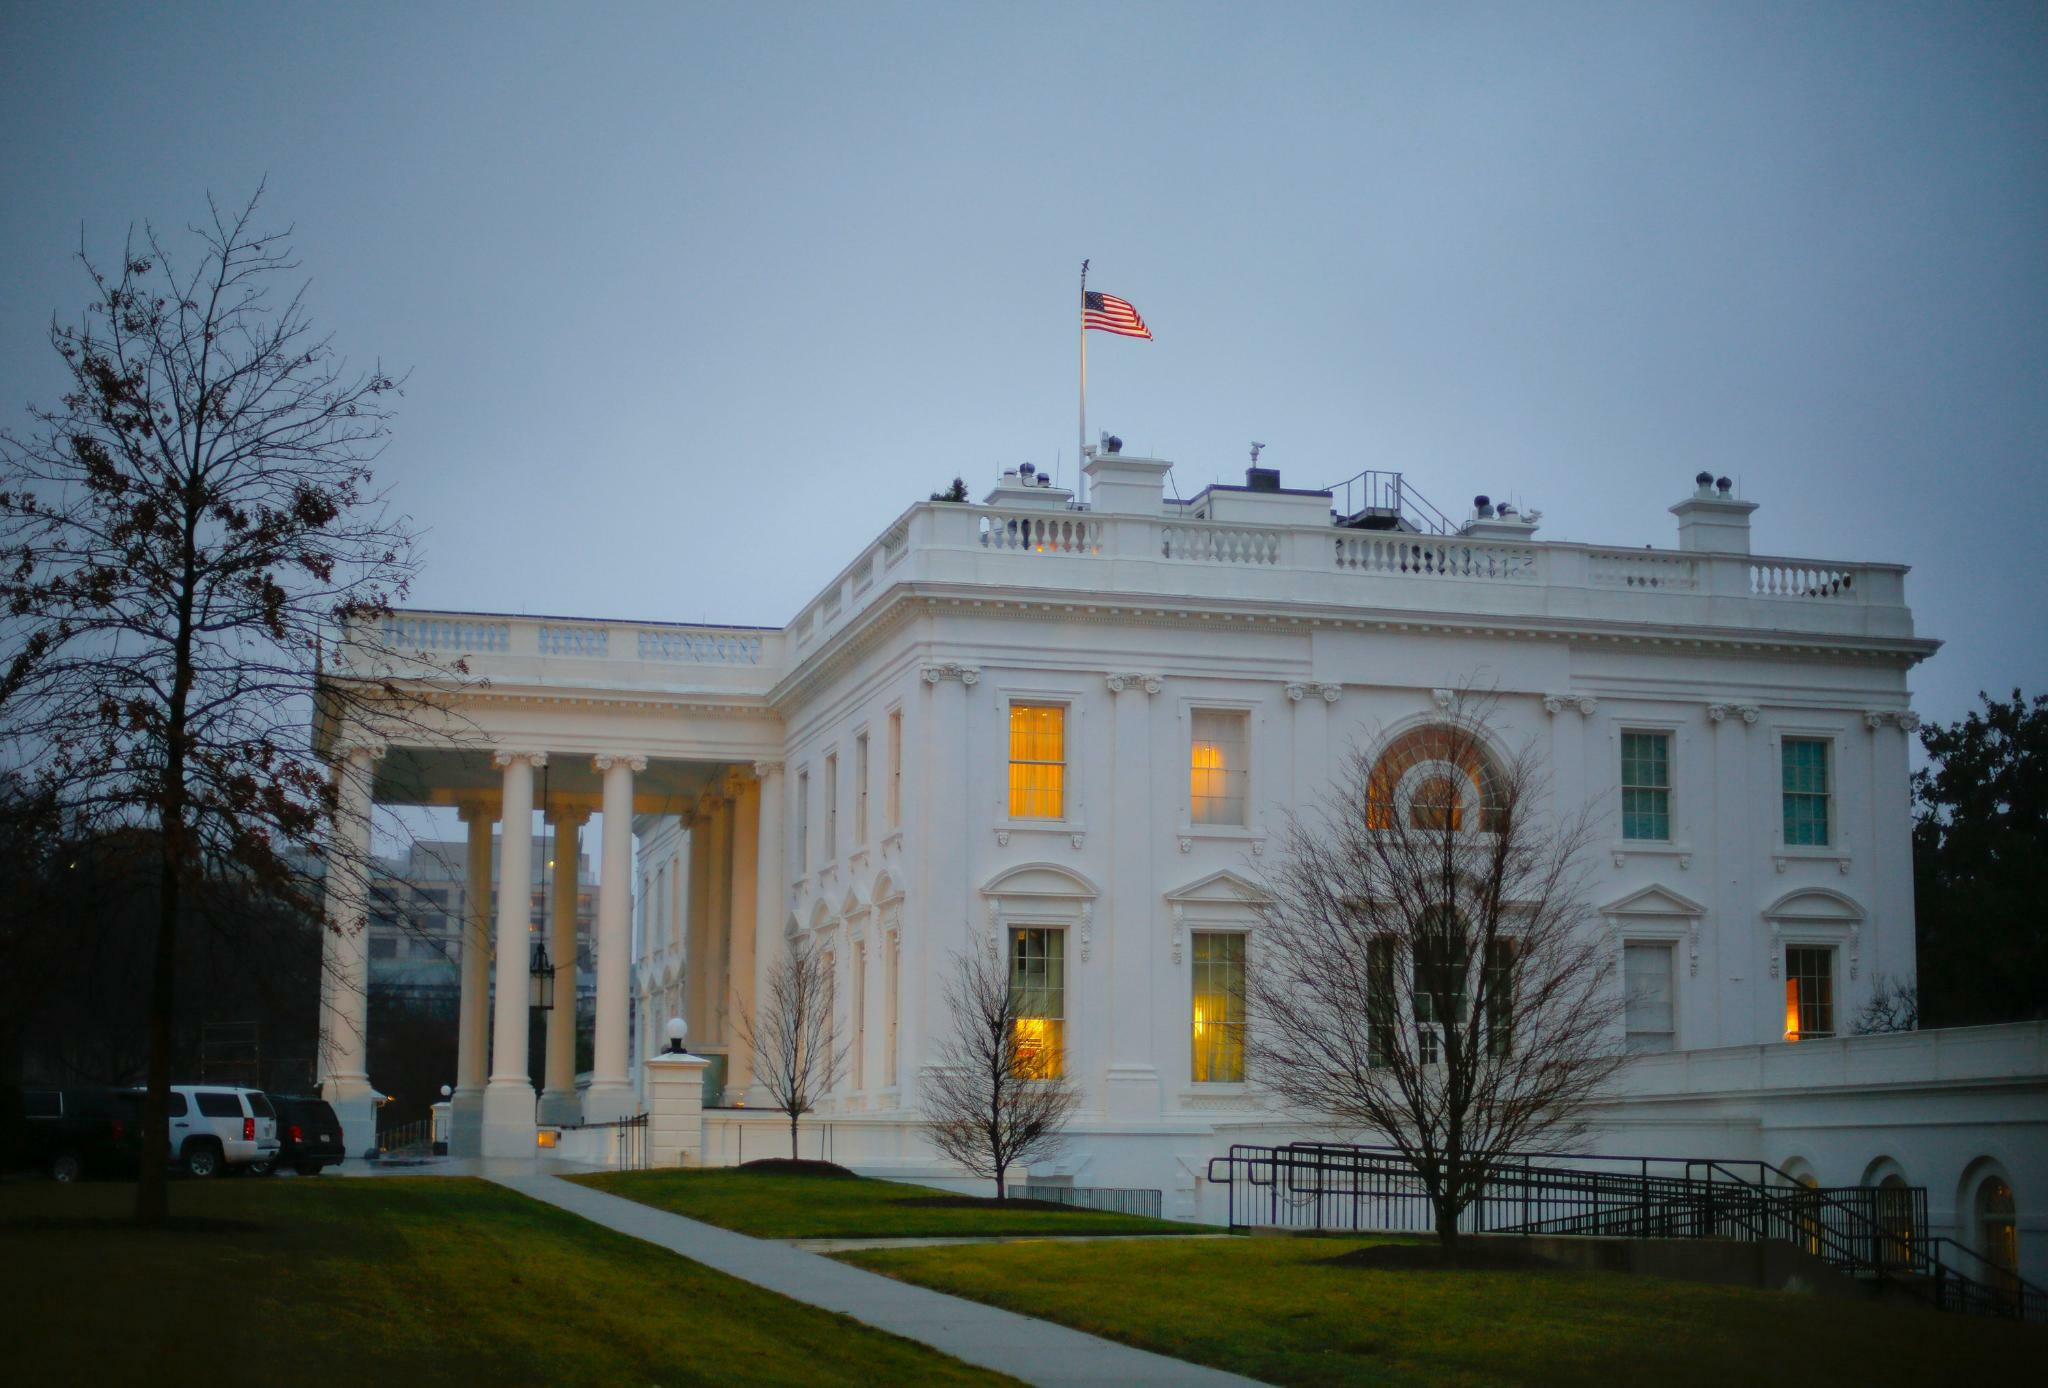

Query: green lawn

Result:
[2,1177,1007,1386]
[570,1167,1192,1239]
[841,1234,2046,1388]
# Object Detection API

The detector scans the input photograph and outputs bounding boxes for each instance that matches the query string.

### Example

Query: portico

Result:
[314,614,788,1159]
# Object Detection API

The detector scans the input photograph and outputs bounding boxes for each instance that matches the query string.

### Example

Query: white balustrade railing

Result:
[637,629,764,665]
[538,624,608,657]
[381,616,510,654]
[1589,549,1700,591]
[1750,558,1861,601]
[1332,533,1539,583]
[1161,523,1281,565]
[978,511,1102,555]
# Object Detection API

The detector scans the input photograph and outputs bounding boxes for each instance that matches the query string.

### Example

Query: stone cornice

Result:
[768,580,1938,711]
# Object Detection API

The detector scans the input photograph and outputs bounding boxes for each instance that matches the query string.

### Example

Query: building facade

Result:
[318,453,2043,1284]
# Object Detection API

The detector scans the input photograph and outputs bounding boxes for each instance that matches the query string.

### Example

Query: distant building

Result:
[365,836,594,1009]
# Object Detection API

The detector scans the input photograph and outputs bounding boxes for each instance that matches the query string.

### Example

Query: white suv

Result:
[147,1086,281,1177]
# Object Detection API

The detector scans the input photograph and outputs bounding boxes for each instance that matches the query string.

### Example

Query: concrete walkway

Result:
[491,1170,1264,1388]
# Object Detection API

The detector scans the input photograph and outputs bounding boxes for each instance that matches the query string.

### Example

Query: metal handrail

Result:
[1205,1142,2043,1322]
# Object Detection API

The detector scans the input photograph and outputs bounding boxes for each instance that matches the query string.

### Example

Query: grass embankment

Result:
[1,1177,1006,1386]
[570,1165,1191,1239]
[841,1235,2046,1387]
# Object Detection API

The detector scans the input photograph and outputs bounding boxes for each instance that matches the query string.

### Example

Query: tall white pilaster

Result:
[584,754,644,1123]
[449,797,494,1156]
[482,749,544,1157]
[538,807,587,1125]
[319,740,382,1159]
[1105,674,1161,1121]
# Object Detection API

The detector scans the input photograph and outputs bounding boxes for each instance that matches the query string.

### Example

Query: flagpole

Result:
[1078,258,1089,506]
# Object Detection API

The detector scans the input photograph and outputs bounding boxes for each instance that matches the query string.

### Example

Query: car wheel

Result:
[184,1140,223,1179]
[248,1158,275,1177]
[296,1162,322,1177]
[51,1152,83,1183]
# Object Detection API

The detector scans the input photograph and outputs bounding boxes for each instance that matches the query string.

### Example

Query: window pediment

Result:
[1763,887,1864,923]
[1600,884,1707,919]
[980,861,1100,901]
[1164,868,1267,908]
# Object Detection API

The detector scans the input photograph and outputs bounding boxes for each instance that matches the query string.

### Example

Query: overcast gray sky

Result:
[4,1,2043,729]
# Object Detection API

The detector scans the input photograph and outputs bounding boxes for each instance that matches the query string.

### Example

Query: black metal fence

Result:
[1020,1184,1164,1219]
[1206,1142,2043,1323]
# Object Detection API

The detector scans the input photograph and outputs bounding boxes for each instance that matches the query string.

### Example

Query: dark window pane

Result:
[195,1091,241,1118]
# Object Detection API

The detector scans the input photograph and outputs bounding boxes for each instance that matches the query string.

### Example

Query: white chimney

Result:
[1670,472,1757,553]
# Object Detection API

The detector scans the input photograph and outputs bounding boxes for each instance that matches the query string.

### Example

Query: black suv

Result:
[1,1086,141,1182]
[267,1095,346,1176]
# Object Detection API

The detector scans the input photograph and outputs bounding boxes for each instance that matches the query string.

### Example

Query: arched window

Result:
[1365,724,1507,832]
[1977,1176,2018,1279]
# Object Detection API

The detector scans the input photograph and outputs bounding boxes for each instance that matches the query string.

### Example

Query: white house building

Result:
[316,451,2044,1285]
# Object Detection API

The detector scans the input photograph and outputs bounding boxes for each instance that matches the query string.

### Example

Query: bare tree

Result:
[737,934,846,1160]
[1852,974,1919,1034]
[1247,690,1623,1248]
[922,946,1081,1199]
[0,185,459,1224]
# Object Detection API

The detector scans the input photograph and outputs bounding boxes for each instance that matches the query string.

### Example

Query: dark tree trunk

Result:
[789,1111,799,1161]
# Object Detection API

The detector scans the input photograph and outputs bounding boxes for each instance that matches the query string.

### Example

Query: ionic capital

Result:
[1705,703,1760,725]
[493,749,549,769]
[752,759,785,780]
[921,663,980,686]
[455,797,498,823]
[592,753,648,774]
[1105,672,1163,695]
[335,737,386,765]
[546,805,591,828]
[1543,694,1598,718]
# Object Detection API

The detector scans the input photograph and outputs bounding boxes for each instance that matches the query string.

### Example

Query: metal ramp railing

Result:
[1206,1142,2044,1323]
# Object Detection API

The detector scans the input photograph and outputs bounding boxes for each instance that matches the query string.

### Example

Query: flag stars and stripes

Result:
[1083,290,1152,339]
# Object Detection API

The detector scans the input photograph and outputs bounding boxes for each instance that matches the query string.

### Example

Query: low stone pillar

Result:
[645,1051,710,1167]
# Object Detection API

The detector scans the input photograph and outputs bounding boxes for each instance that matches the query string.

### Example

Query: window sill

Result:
[1177,826,1267,856]
[1772,844,1852,875]
[995,822,1087,850]
[1610,840,1693,869]
[1177,1084,1256,1109]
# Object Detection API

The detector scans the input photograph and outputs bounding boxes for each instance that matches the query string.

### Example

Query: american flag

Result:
[1084,290,1152,339]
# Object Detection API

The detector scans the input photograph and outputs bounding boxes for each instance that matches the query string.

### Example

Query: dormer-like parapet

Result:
[981,463,1074,510]
[1083,452,1174,515]
[1672,471,1759,554]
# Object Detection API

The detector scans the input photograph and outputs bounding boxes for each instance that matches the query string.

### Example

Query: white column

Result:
[684,809,712,1047]
[319,740,382,1159]
[482,749,543,1157]
[706,793,734,1046]
[744,760,784,1107]
[725,771,761,1103]
[538,807,587,1125]
[449,798,494,1156]
[585,754,644,1123]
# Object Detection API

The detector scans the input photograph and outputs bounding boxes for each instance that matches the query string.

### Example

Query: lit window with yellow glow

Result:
[1008,927,1064,1078]
[1190,709,1249,826]
[1008,704,1066,820]
[1191,932,1246,1082]
[1783,946,1834,1040]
